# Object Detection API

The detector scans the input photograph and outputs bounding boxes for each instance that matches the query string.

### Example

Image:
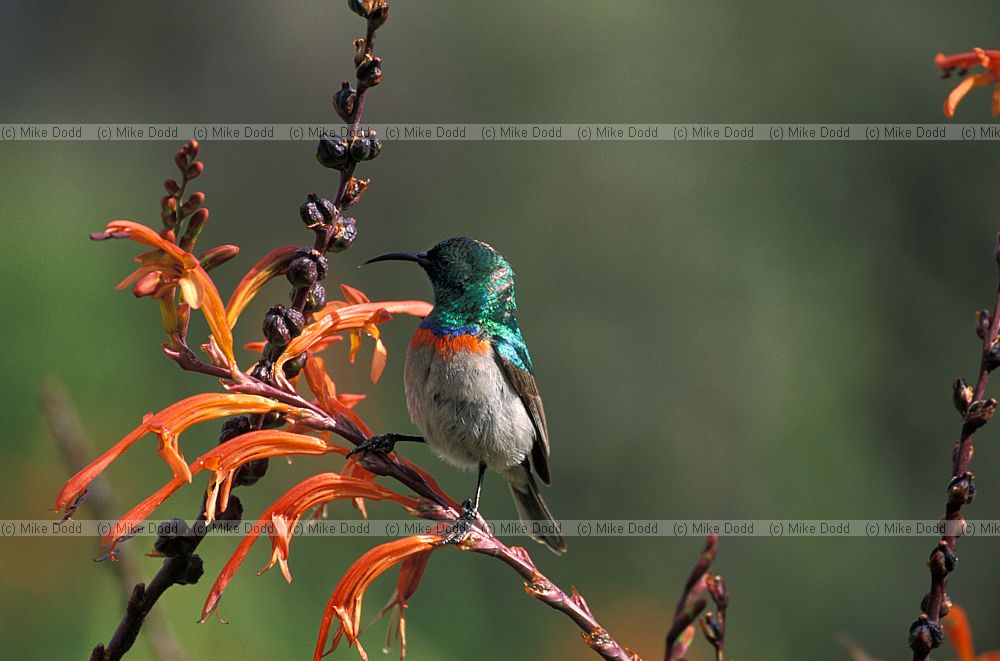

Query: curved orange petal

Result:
[944,72,994,118]
[315,535,439,661]
[201,473,419,623]
[185,264,236,370]
[277,300,430,372]
[102,430,347,549]
[55,394,315,515]
[225,246,298,328]
[96,220,196,267]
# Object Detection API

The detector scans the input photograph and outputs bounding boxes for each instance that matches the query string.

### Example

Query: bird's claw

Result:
[435,499,478,546]
[347,433,396,459]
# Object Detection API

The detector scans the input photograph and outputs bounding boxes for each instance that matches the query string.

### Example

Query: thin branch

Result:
[908,234,1000,659]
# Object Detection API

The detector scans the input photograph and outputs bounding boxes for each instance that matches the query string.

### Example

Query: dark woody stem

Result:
[909,235,1000,660]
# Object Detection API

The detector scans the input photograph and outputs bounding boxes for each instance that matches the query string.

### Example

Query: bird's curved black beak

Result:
[363,251,429,267]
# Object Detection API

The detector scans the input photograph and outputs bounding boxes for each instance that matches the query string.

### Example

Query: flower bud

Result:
[179,208,209,251]
[182,191,206,215]
[132,271,160,297]
[199,244,240,271]
[317,134,351,170]
[160,195,178,226]
[164,178,180,195]
[356,56,383,89]
[183,139,200,158]
[334,82,358,122]
[299,192,337,227]
[329,216,358,252]
[186,161,204,179]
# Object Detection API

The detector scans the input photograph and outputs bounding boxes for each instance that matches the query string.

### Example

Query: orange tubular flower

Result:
[275,286,431,384]
[100,430,345,550]
[315,535,440,661]
[225,245,299,328]
[94,220,237,370]
[201,474,421,623]
[54,393,317,517]
[936,49,1000,118]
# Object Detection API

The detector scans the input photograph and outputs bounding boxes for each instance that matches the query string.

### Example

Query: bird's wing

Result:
[495,349,551,484]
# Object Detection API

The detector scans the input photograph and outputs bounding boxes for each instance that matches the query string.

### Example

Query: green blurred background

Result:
[4,1,1000,658]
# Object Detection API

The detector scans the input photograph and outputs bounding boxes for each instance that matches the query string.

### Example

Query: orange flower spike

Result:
[225,245,298,328]
[55,393,313,515]
[201,474,420,622]
[936,48,1000,118]
[94,220,237,371]
[315,535,440,661]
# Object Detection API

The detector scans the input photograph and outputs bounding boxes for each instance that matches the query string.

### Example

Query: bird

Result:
[357,236,566,554]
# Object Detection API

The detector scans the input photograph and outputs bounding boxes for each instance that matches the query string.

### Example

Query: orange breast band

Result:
[411,327,491,358]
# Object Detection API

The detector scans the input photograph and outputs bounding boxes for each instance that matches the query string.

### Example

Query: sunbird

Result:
[359,237,566,553]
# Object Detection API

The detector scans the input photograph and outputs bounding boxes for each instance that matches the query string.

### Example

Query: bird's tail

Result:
[507,464,567,555]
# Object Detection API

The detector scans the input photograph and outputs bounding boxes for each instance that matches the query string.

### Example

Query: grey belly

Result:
[403,344,535,471]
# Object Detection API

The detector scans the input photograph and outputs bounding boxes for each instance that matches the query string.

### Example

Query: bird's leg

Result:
[438,462,486,546]
[347,433,424,458]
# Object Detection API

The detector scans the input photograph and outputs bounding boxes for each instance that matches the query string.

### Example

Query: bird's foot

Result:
[435,499,478,547]
[347,433,398,459]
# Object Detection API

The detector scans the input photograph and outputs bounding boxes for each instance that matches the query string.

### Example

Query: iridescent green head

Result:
[366,236,517,326]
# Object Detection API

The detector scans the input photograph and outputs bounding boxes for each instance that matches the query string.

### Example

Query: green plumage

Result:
[419,237,533,372]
